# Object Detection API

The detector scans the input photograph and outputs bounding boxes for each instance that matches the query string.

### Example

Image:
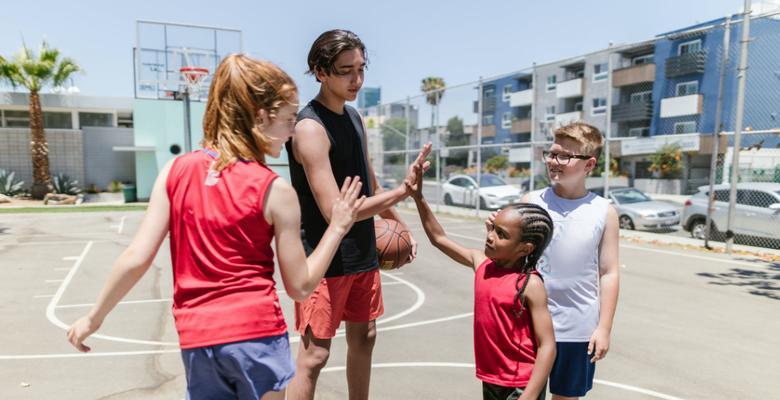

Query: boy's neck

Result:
[315,88,346,115]
[552,183,588,199]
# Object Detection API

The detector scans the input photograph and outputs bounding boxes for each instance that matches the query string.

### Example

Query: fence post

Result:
[405,97,410,170]
[705,16,731,249]
[603,43,614,196]
[726,1,752,254]
[530,63,537,192]
[476,77,484,216]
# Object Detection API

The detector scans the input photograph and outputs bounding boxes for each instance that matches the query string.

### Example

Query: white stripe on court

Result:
[45,241,179,347]
[321,362,687,400]
[0,349,182,360]
[111,216,126,234]
[56,298,173,309]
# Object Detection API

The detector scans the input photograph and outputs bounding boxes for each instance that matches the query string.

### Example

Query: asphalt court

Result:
[1,210,778,399]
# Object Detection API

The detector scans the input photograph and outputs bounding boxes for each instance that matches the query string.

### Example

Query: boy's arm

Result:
[411,183,484,269]
[292,119,429,223]
[67,160,174,352]
[590,204,620,362]
[521,274,556,400]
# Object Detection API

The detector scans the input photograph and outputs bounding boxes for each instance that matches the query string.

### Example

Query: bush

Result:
[86,184,100,194]
[0,169,25,196]
[591,151,619,178]
[107,180,123,193]
[648,144,683,178]
[485,155,509,174]
[52,173,82,195]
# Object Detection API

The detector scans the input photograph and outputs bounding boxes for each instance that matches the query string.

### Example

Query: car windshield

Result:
[611,189,652,204]
[473,175,507,187]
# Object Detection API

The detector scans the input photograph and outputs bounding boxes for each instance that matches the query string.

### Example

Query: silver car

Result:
[441,174,522,210]
[682,182,780,241]
[592,187,681,230]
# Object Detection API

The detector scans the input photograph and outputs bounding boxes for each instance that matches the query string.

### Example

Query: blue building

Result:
[358,87,381,111]
[477,73,533,144]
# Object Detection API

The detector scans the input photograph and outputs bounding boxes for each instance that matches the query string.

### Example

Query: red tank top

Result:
[474,258,538,387]
[166,149,285,349]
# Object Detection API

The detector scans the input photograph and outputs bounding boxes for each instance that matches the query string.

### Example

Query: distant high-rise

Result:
[358,87,381,109]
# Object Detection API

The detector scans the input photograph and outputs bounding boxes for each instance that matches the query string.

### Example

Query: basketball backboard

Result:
[133,20,243,101]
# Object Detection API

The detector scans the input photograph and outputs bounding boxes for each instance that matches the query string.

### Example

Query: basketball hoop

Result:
[179,66,209,95]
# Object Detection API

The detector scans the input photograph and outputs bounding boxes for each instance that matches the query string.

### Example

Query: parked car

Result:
[591,186,681,230]
[441,174,522,210]
[682,182,780,242]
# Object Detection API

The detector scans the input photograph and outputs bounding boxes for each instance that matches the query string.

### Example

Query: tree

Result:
[0,41,80,199]
[648,143,683,179]
[445,116,468,147]
[420,76,446,138]
[381,117,408,164]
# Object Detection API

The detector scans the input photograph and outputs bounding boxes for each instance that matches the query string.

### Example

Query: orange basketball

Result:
[374,218,413,270]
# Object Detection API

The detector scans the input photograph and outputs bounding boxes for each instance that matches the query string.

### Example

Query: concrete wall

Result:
[0,128,85,188]
[82,127,136,190]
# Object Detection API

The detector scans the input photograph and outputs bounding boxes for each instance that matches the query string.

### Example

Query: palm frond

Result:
[52,58,80,87]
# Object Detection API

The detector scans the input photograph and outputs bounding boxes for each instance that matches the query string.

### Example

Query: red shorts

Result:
[294,269,384,339]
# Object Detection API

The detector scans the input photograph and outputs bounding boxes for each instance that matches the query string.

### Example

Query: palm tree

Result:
[420,76,446,126]
[0,42,80,199]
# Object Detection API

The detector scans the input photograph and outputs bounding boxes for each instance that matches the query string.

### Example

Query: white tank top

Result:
[528,187,609,342]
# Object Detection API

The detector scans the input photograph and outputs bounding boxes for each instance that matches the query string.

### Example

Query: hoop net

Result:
[180,67,209,95]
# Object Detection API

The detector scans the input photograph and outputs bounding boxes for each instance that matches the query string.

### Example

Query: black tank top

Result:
[286,100,377,277]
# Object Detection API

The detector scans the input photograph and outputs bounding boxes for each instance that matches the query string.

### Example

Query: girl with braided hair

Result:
[407,166,556,400]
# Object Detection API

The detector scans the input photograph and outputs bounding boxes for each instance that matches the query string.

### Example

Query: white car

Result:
[441,174,522,210]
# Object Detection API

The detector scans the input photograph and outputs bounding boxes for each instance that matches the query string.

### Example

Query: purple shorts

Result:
[180,333,295,400]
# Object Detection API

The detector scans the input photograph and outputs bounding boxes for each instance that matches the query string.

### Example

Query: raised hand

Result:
[485,210,500,232]
[330,176,366,234]
[403,143,432,196]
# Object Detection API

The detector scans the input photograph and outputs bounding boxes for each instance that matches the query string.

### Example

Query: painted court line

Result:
[45,241,178,347]
[320,363,687,400]
[110,216,127,234]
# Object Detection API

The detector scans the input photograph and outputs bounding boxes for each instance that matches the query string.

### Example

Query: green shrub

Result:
[0,169,25,196]
[52,173,82,195]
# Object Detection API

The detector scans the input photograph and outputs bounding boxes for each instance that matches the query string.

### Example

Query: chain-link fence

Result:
[364,9,780,252]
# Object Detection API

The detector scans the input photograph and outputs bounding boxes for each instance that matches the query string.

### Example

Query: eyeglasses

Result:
[542,151,593,165]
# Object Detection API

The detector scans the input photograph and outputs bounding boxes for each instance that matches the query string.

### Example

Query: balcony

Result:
[509,89,533,107]
[556,78,584,98]
[665,51,707,78]
[611,101,653,122]
[480,124,496,137]
[555,111,583,126]
[612,63,656,87]
[511,118,532,134]
[660,94,703,118]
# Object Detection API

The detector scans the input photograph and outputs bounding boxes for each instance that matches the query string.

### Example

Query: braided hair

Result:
[507,203,554,318]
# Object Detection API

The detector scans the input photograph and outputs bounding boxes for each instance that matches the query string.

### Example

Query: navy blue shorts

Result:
[549,342,596,397]
[180,333,295,400]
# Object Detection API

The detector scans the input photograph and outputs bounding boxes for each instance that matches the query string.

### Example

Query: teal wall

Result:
[133,99,206,199]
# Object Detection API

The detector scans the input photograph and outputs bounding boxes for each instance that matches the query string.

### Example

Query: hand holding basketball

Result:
[375,218,413,270]
[330,176,366,234]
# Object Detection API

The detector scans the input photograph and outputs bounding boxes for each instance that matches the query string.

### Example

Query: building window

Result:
[43,112,73,129]
[483,115,494,125]
[593,63,608,82]
[3,110,30,127]
[484,86,495,98]
[630,90,653,103]
[591,98,607,115]
[678,39,702,55]
[502,85,513,102]
[674,121,697,134]
[574,101,583,112]
[632,54,654,65]
[502,112,512,129]
[546,75,557,92]
[628,127,650,137]
[676,81,699,96]
[545,106,556,121]
[79,112,114,128]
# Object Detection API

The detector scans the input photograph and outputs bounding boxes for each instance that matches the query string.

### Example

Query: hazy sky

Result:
[1,0,744,104]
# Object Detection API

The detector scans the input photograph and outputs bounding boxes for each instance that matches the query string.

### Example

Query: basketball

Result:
[375,218,413,270]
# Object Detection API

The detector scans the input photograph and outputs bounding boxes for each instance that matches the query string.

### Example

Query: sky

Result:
[0,0,745,105]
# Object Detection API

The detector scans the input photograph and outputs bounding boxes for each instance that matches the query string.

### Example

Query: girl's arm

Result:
[520,274,556,400]
[67,160,175,352]
[409,169,485,269]
[269,176,365,301]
